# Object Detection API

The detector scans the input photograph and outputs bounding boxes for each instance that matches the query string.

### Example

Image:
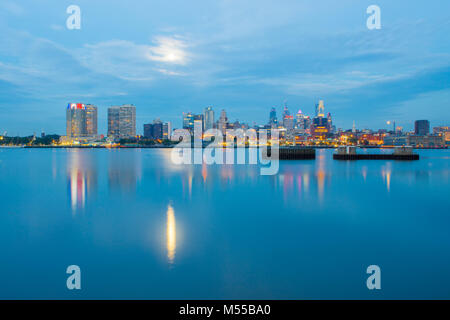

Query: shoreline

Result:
[0,145,446,150]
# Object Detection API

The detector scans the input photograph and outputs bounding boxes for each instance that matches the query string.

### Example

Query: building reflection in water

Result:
[166,204,176,264]
[108,150,141,193]
[381,164,392,193]
[316,152,327,203]
[67,150,97,213]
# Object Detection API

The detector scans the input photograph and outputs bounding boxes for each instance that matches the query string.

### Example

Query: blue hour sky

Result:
[0,0,449,135]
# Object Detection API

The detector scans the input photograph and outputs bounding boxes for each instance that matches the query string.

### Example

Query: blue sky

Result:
[0,0,449,135]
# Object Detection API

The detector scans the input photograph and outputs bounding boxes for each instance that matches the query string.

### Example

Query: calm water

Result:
[0,148,449,299]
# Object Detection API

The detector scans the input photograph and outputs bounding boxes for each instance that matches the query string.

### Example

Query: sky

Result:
[0,0,449,135]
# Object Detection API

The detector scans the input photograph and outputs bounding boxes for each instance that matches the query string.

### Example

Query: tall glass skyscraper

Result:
[85,104,98,136]
[204,106,214,131]
[66,103,87,138]
[108,104,136,139]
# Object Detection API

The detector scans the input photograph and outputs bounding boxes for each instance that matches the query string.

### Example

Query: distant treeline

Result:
[0,135,60,146]
[119,138,178,146]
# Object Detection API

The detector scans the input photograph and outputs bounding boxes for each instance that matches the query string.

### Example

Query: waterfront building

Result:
[194,114,204,130]
[108,104,136,139]
[85,104,98,136]
[204,107,214,131]
[182,112,194,132]
[163,122,172,140]
[414,120,430,135]
[144,119,165,140]
[194,119,203,140]
[407,134,444,147]
[218,109,228,134]
[66,103,87,138]
[143,123,153,139]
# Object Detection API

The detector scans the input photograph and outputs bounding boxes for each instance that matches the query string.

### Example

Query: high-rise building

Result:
[295,110,306,130]
[194,114,204,130]
[163,122,172,140]
[283,115,294,131]
[194,119,203,139]
[311,100,329,137]
[143,123,153,138]
[204,106,214,131]
[218,109,228,134]
[108,104,136,139]
[269,107,278,128]
[414,120,430,135]
[144,119,166,140]
[66,103,87,138]
[85,104,98,136]
[183,112,194,132]
[315,100,325,117]
[282,104,290,118]
[152,119,163,140]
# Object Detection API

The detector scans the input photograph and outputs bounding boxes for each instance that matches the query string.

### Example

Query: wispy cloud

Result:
[146,36,189,65]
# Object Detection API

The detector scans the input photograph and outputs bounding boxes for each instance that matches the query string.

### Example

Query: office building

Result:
[204,107,214,131]
[183,112,194,132]
[414,120,430,135]
[269,107,278,128]
[163,122,172,140]
[315,100,325,117]
[85,104,98,136]
[108,104,136,139]
[66,103,87,138]
[218,109,228,134]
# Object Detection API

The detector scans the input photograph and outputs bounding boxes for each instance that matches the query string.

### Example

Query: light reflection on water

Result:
[166,204,176,265]
[0,148,450,299]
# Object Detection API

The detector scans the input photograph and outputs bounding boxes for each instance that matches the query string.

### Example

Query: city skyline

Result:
[0,1,449,135]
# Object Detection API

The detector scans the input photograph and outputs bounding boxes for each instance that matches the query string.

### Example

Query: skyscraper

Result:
[283,115,294,131]
[152,119,163,140]
[108,104,136,139]
[194,119,203,139]
[85,104,98,137]
[183,112,194,132]
[204,106,214,131]
[315,100,325,117]
[295,110,305,130]
[311,100,329,137]
[269,107,278,128]
[414,120,430,135]
[163,122,172,140]
[66,103,87,138]
[194,114,204,130]
[218,109,228,134]
[282,104,294,131]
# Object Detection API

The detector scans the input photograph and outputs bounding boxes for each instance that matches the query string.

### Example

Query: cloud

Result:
[146,36,189,65]
[75,36,190,81]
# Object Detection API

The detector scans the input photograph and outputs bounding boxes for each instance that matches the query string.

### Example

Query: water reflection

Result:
[166,204,176,265]
[108,150,141,193]
[67,150,97,212]
[381,163,392,193]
